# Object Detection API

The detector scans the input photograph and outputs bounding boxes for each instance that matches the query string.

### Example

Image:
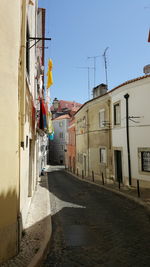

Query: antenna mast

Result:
[103,47,109,89]
[76,66,94,100]
[87,55,100,87]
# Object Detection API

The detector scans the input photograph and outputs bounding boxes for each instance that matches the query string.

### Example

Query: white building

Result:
[36,7,49,175]
[49,115,70,165]
[110,74,150,187]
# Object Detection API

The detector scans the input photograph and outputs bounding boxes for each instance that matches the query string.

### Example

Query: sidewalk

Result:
[67,170,150,214]
[2,174,52,267]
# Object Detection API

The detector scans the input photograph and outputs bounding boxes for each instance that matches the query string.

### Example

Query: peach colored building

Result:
[67,117,76,172]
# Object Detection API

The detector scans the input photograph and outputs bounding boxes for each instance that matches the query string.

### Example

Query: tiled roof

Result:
[53,114,71,121]
[51,100,82,111]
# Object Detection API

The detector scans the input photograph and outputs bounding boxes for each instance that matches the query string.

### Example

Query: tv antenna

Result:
[103,47,109,89]
[87,55,100,87]
[76,66,94,100]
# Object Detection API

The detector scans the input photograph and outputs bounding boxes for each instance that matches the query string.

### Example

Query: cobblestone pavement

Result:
[43,168,150,267]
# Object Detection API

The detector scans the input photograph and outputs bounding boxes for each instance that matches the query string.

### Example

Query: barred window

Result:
[141,151,150,172]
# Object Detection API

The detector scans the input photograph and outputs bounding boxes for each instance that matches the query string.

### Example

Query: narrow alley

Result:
[43,167,150,267]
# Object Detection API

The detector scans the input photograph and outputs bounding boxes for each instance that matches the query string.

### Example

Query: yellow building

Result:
[75,85,113,183]
[0,0,41,263]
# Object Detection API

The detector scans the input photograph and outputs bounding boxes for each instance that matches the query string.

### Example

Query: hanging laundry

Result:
[39,99,47,130]
[46,59,53,89]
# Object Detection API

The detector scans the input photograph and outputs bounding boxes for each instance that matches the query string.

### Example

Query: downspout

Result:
[108,99,111,150]
[124,94,132,185]
[86,109,90,177]
[108,99,112,178]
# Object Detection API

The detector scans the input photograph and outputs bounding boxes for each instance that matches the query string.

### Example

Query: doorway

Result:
[114,150,123,182]
[84,155,86,177]
[28,139,33,197]
[73,157,75,173]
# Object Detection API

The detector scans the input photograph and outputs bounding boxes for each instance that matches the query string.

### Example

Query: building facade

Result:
[49,115,70,165]
[75,91,113,182]
[36,7,49,175]
[0,1,21,262]
[67,117,76,172]
[0,0,46,263]
[49,99,82,166]
[110,75,150,187]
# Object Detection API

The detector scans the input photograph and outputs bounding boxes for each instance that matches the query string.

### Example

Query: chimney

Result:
[92,83,107,99]
[53,98,59,111]
[143,64,150,74]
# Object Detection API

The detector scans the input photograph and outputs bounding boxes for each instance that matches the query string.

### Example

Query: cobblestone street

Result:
[43,168,150,267]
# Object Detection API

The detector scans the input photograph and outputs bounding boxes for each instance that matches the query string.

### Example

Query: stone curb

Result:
[65,170,150,216]
[28,174,52,267]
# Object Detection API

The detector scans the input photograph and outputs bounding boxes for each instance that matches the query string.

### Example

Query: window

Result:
[26,135,28,148]
[59,132,63,138]
[114,102,120,125]
[99,148,106,163]
[141,151,150,172]
[99,109,105,127]
[78,153,80,162]
[77,153,83,164]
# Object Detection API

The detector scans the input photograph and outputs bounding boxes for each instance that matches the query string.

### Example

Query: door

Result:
[73,157,75,173]
[69,156,71,170]
[114,150,122,182]
[84,155,86,177]
[28,139,33,197]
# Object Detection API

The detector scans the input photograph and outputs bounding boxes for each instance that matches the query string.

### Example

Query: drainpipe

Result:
[108,99,111,150]
[86,109,90,177]
[124,94,132,185]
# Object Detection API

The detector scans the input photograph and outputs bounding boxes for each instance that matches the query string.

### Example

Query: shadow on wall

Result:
[1,177,52,267]
[0,189,19,264]
[1,214,51,267]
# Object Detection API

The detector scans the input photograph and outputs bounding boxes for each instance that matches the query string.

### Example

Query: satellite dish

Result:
[143,64,150,74]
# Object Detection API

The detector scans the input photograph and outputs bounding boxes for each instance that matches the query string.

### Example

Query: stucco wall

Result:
[111,76,150,186]
[75,95,112,181]
[0,0,21,263]
[50,118,69,165]
[19,1,37,228]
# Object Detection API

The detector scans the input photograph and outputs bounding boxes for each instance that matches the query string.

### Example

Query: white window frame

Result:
[99,147,107,164]
[59,121,63,127]
[99,109,105,128]
[113,101,121,126]
[138,148,150,174]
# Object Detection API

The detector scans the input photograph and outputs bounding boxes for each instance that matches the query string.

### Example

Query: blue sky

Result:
[39,0,150,104]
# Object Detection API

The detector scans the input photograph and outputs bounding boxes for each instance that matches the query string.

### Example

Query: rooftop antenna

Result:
[103,47,109,89]
[87,55,100,87]
[76,66,94,100]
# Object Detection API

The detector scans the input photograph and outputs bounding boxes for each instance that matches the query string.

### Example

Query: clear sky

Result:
[39,0,150,104]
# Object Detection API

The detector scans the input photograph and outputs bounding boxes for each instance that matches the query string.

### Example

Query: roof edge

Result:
[75,74,150,116]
